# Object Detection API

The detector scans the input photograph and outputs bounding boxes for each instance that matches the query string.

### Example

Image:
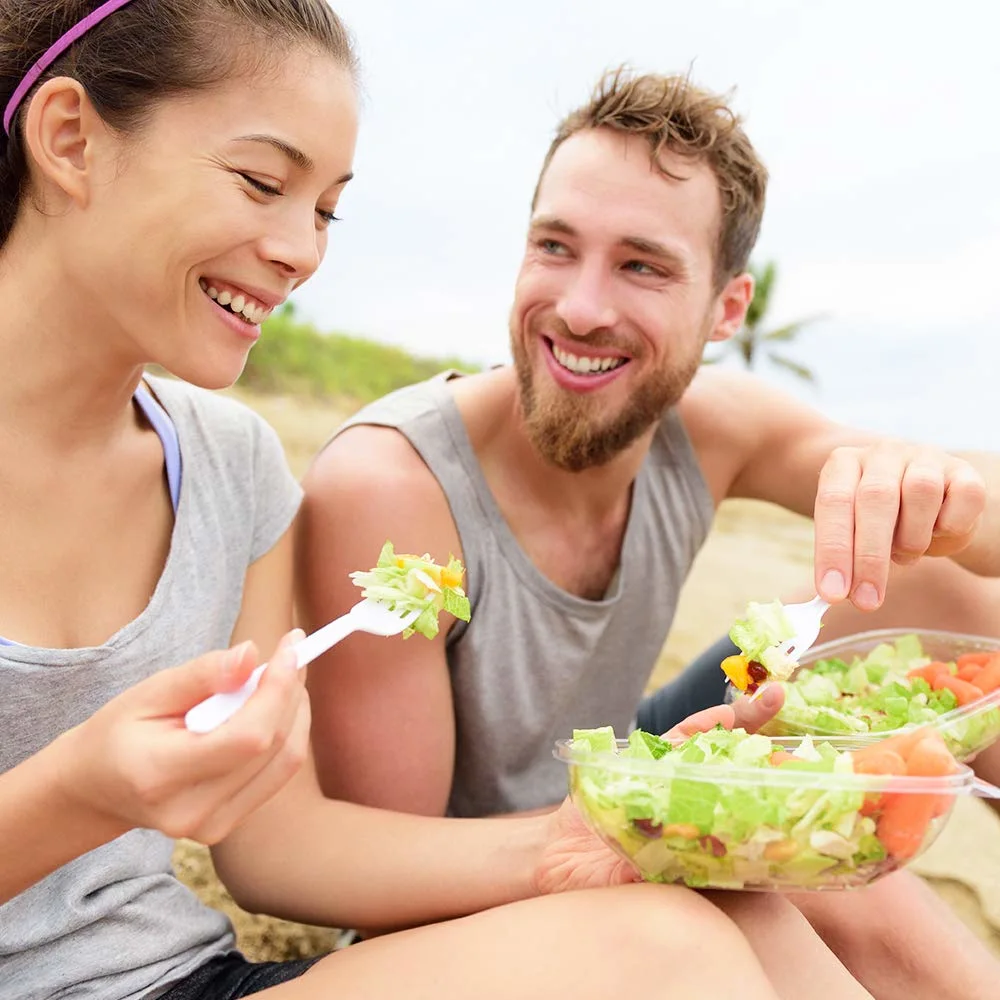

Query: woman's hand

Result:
[54,630,310,844]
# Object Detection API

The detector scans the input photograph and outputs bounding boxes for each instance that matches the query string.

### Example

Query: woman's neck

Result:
[0,232,146,454]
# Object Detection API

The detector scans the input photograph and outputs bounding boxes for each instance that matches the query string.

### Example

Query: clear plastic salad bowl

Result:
[555,727,979,892]
[754,629,1000,762]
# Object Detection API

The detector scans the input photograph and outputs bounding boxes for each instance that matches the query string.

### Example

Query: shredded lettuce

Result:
[566,725,893,890]
[350,541,471,639]
[729,599,798,680]
[765,636,1000,762]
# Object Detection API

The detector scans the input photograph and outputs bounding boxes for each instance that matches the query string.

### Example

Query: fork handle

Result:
[184,663,267,733]
[292,612,357,669]
[184,611,359,734]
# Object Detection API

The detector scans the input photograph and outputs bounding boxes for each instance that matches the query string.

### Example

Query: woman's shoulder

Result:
[145,375,281,461]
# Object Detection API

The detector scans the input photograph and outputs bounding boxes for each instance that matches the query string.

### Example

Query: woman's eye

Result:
[239,173,281,197]
[316,209,341,227]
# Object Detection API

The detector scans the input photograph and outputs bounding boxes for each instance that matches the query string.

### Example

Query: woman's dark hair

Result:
[0,0,357,247]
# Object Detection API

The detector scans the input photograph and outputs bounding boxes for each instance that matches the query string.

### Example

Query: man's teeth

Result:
[199,280,271,325]
[552,344,626,375]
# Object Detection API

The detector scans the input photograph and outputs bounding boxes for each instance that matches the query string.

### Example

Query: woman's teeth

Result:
[199,280,271,325]
[552,343,627,375]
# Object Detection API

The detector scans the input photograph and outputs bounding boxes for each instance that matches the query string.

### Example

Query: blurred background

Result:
[250,0,1000,451]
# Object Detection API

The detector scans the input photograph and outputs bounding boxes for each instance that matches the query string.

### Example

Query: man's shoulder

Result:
[308,421,437,502]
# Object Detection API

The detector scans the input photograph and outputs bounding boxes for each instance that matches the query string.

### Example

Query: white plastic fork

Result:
[776,595,831,661]
[184,600,421,734]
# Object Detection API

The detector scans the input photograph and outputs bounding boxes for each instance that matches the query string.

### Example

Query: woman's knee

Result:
[585,884,763,967]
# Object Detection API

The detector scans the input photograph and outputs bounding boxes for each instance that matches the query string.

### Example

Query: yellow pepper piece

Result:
[394,557,463,591]
[721,654,751,691]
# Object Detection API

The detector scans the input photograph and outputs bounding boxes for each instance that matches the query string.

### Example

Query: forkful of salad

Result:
[185,541,471,733]
[721,596,830,696]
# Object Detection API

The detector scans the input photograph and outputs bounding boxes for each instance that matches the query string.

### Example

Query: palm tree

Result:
[706,260,820,383]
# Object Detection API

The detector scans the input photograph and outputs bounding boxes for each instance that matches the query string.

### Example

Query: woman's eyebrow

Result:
[231,134,355,185]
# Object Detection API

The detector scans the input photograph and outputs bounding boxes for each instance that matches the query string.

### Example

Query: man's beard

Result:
[511,322,704,473]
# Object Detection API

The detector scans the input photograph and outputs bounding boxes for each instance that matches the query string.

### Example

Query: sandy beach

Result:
[174,389,1000,961]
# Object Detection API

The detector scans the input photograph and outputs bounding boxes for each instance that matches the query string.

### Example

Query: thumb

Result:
[662,705,736,742]
[731,683,784,734]
[131,641,260,716]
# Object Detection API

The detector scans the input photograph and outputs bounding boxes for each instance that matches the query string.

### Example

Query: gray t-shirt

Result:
[333,372,715,817]
[0,376,303,1000]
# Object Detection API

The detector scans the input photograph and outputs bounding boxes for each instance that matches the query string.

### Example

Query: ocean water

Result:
[712,322,999,454]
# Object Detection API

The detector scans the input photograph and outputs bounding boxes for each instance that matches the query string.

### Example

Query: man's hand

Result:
[814,444,987,610]
[531,688,785,896]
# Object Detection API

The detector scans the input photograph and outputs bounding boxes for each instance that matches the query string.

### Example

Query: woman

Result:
[0,3,873,999]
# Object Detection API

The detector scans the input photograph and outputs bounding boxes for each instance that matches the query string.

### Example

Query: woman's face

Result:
[56,47,358,388]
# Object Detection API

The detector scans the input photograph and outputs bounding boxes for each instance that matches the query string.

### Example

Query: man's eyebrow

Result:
[231,134,355,185]
[529,215,577,236]
[620,235,689,271]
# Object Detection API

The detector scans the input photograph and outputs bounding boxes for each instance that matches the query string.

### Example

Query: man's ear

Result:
[21,77,108,209]
[707,270,754,343]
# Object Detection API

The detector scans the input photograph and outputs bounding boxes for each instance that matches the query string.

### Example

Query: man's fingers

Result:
[732,684,784,733]
[935,464,987,539]
[814,448,860,602]
[662,705,736,741]
[893,459,945,564]
[849,448,905,610]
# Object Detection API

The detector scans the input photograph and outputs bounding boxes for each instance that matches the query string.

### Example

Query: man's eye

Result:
[539,238,567,255]
[623,260,657,275]
[239,173,281,197]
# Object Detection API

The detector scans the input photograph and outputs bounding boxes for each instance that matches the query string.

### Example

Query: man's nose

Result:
[554,262,618,336]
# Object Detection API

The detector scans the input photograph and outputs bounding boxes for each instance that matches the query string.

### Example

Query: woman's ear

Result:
[21,77,109,209]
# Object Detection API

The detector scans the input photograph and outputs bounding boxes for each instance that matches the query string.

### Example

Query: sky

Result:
[291,0,1000,451]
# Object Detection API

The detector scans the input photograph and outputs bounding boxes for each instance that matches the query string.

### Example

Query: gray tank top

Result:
[0,376,303,1000]
[335,372,714,817]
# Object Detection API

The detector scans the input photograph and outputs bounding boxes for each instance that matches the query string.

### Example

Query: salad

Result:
[722,599,800,694]
[560,724,962,891]
[351,541,471,639]
[763,634,1000,761]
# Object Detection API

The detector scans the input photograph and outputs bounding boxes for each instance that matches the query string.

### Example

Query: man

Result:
[297,68,1000,998]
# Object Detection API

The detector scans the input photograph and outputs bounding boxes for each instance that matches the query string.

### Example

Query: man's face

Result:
[510,128,736,472]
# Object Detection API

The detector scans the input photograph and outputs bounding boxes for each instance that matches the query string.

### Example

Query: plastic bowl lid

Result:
[553,737,974,794]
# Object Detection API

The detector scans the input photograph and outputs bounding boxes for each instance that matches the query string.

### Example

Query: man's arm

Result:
[294,425,461,817]
[680,367,998,607]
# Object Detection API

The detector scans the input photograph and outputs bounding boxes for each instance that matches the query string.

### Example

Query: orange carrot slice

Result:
[852,727,931,767]
[853,749,907,776]
[957,664,985,683]
[957,652,992,669]
[973,656,1000,694]
[905,735,958,818]
[933,674,985,706]
[852,748,908,816]
[876,792,938,860]
[769,750,799,766]
[907,661,951,685]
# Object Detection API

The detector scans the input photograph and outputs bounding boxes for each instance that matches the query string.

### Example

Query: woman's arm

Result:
[0,736,126,904]
[0,627,307,905]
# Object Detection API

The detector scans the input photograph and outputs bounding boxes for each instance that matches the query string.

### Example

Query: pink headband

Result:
[3,0,139,136]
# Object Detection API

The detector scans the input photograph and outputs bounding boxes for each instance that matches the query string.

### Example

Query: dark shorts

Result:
[635,635,738,735]
[159,953,324,999]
